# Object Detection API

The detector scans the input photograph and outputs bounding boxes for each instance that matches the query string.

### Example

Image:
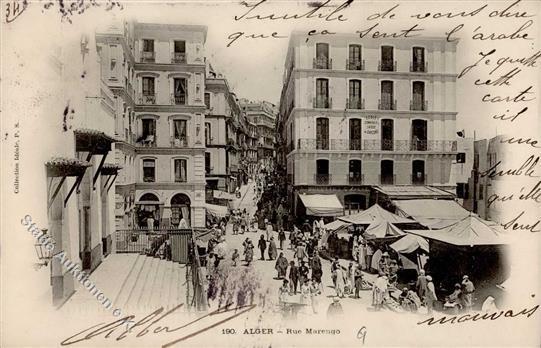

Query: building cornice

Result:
[294,68,457,81]
[135,147,205,155]
[135,104,205,113]
[134,63,205,73]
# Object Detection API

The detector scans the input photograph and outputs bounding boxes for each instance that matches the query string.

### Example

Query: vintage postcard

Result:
[1,0,540,347]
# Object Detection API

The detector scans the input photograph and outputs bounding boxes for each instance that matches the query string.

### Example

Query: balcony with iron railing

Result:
[378,96,397,110]
[348,173,364,185]
[313,96,332,109]
[346,59,365,71]
[313,57,332,69]
[136,134,156,147]
[296,138,457,152]
[170,136,189,148]
[171,52,187,64]
[410,139,428,151]
[314,174,331,185]
[171,93,187,105]
[410,61,428,73]
[378,60,397,72]
[379,174,396,185]
[139,94,156,105]
[140,51,155,63]
[411,174,426,186]
[410,98,427,111]
[346,97,365,110]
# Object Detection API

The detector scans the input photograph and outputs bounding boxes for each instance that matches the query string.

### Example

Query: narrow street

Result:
[213,180,376,319]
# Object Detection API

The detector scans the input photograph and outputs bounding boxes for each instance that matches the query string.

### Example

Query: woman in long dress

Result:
[268,237,278,260]
[372,275,389,311]
[335,267,346,298]
[275,252,289,279]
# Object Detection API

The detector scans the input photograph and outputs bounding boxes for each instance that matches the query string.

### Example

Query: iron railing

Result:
[410,61,428,72]
[347,97,365,110]
[313,96,332,109]
[172,52,187,64]
[171,93,187,105]
[346,59,365,71]
[170,136,189,147]
[314,174,331,185]
[296,139,457,152]
[348,174,364,185]
[313,57,332,69]
[378,96,397,110]
[140,51,155,63]
[410,139,428,151]
[379,174,396,185]
[379,60,397,72]
[410,98,427,111]
[139,94,156,105]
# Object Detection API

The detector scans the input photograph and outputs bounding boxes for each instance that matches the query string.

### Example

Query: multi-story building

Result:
[241,99,277,170]
[129,22,208,228]
[278,32,458,215]
[9,32,118,306]
[96,21,138,230]
[452,137,474,210]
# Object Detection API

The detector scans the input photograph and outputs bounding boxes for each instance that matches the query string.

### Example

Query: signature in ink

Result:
[60,303,257,348]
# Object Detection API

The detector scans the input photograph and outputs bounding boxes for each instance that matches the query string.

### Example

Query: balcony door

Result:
[381,45,394,71]
[142,77,155,104]
[348,44,362,70]
[381,119,394,151]
[412,47,425,72]
[205,152,211,174]
[316,117,329,150]
[174,159,187,182]
[380,160,394,185]
[173,119,187,147]
[173,41,186,63]
[315,78,329,108]
[411,119,427,151]
[173,78,187,105]
[380,80,394,110]
[316,159,329,184]
[315,43,329,69]
[412,81,425,110]
[205,122,211,145]
[412,160,425,185]
[349,160,362,184]
[348,80,362,109]
[349,119,362,150]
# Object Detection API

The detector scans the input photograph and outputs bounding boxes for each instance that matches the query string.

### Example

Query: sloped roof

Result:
[407,215,509,246]
[338,204,414,224]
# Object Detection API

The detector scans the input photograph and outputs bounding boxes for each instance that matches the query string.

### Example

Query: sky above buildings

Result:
[18,0,538,140]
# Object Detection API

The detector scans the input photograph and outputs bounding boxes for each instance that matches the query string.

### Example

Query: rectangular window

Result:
[315,43,330,69]
[316,118,329,150]
[173,119,187,147]
[348,80,362,109]
[143,159,155,182]
[174,159,187,182]
[173,78,187,105]
[205,122,211,145]
[315,78,329,108]
[349,119,362,150]
[142,77,155,96]
[412,47,425,72]
[205,152,211,174]
[381,46,394,71]
[380,81,394,110]
[204,93,211,109]
[457,152,466,163]
[348,45,362,70]
[142,39,154,52]
[174,40,186,53]
[142,119,155,138]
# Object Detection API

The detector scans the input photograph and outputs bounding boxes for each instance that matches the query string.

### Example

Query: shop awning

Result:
[298,193,344,217]
[390,234,429,253]
[324,219,350,232]
[374,185,455,200]
[45,157,91,177]
[338,204,414,224]
[205,203,229,218]
[213,190,235,200]
[407,215,509,246]
[74,128,115,155]
[394,199,470,229]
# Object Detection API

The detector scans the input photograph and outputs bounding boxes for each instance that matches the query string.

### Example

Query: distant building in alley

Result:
[240,99,277,171]
[277,32,459,217]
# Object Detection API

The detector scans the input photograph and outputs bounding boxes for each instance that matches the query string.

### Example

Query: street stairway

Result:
[60,253,187,315]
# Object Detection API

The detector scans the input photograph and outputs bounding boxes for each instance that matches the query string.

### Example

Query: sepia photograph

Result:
[1,0,540,347]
